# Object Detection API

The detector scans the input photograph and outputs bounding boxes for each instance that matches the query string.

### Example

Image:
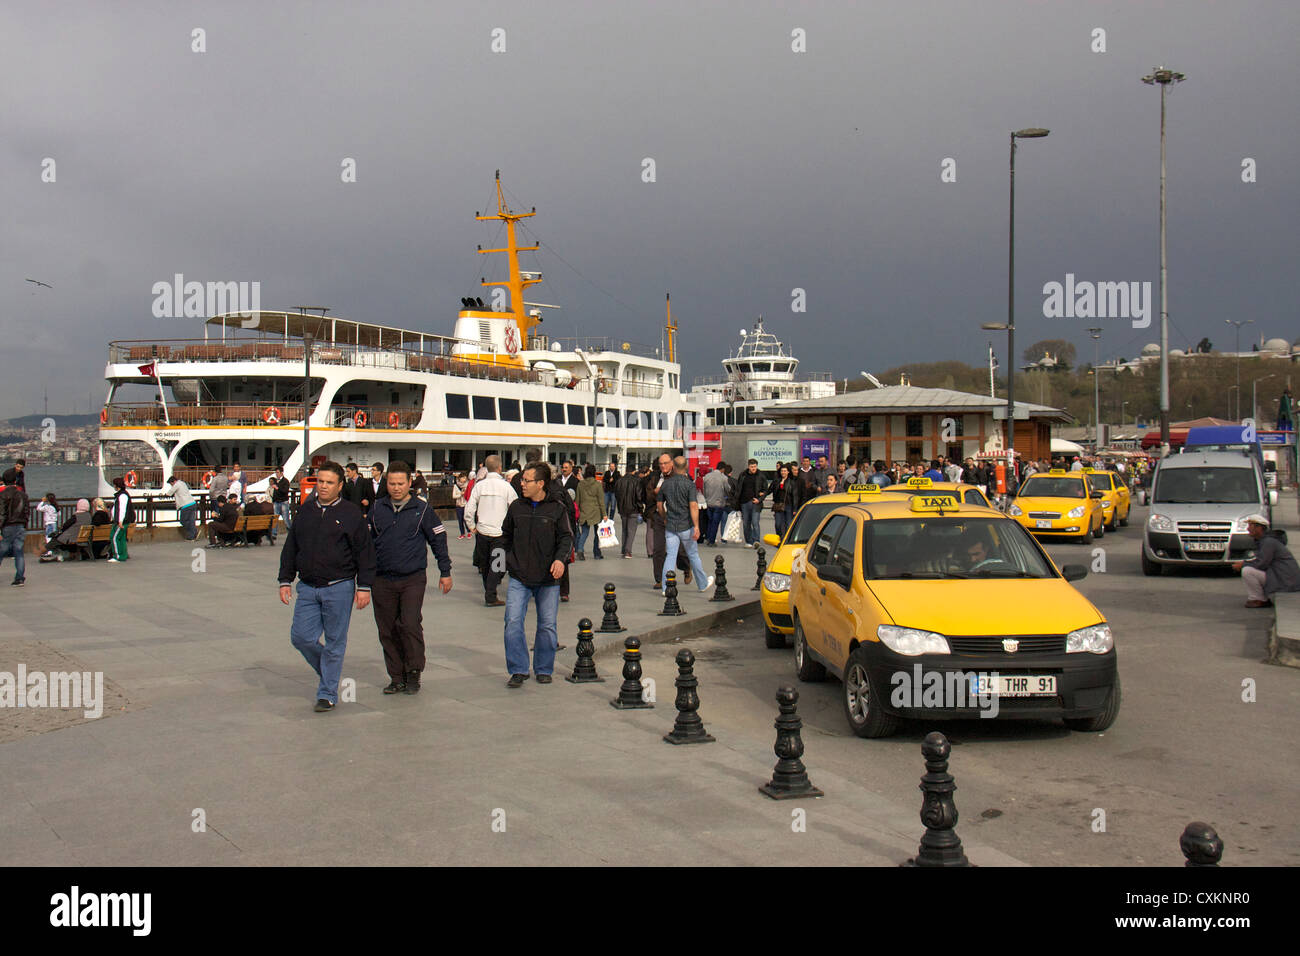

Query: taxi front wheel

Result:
[794,617,826,682]
[765,622,788,649]
[1064,674,1121,732]
[842,647,900,739]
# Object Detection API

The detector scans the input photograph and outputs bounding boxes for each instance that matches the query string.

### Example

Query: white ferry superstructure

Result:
[98,175,706,495]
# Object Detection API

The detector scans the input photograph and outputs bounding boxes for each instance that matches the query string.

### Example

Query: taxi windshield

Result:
[1086,474,1113,493]
[863,517,1056,580]
[1019,476,1085,499]
[784,501,843,546]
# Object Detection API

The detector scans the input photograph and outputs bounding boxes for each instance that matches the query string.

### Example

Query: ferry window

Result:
[499,398,521,422]
[546,402,565,423]
[752,362,771,373]
[568,405,585,425]
[658,413,668,431]
[739,407,749,424]
[641,411,653,430]
[473,396,496,420]
[523,400,544,423]
[626,410,638,429]
[446,394,470,419]
[603,409,621,428]
[905,415,924,437]
[774,363,789,373]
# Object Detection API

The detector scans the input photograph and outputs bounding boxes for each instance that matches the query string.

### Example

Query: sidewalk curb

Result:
[590,598,762,659]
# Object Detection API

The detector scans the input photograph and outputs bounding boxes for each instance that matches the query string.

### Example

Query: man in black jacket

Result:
[342,463,363,507]
[0,469,28,586]
[615,467,645,558]
[368,460,452,695]
[278,461,376,712]
[733,458,768,547]
[500,462,572,688]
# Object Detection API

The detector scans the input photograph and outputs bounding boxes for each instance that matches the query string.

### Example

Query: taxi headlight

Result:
[1066,623,1113,654]
[877,625,951,656]
[1008,503,1023,516]
[1148,513,1174,532]
[762,572,790,593]
[1067,505,1087,519]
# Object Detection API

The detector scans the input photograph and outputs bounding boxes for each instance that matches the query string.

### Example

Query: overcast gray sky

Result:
[2,0,1296,418]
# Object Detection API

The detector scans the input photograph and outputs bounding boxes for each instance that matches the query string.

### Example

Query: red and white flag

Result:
[138,361,156,377]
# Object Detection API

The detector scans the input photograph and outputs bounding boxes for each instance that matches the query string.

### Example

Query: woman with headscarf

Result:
[89,497,112,558]
[41,498,91,561]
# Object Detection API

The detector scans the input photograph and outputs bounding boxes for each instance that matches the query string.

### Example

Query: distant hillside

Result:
[3,413,99,428]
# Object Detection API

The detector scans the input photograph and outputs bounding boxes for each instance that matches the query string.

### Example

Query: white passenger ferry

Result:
[98,175,706,497]
[690,317,838,427]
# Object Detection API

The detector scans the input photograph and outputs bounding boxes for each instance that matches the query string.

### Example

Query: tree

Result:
[1023,338,1076,369]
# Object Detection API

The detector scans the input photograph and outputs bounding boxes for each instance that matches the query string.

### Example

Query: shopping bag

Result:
[723,511,744,543]
[596,517,618,548]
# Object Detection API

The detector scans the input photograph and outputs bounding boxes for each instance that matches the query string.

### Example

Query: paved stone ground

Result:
[0,512,1024,866]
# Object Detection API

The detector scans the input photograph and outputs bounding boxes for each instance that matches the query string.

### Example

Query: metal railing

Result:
[104,402,308,428]
[328,405,422,429]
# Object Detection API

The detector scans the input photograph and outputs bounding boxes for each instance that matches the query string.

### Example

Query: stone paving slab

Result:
[0,514,1023,866]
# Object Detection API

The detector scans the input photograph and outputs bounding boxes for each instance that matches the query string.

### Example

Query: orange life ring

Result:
[262,406,282,425]
[100,407,108,425]
[202,471,216,488]
[387,410,400,429]
[354,410,369,427]
[124,470,139,488]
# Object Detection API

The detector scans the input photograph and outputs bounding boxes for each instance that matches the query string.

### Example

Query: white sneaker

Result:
[107,558,120,563]
[703,575,715,591]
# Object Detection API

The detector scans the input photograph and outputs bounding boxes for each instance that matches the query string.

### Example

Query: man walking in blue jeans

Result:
[659,456,714,597]
[733,458,768,547]
[278,461,376,712]
[0,469,28,587]
[500,461,572,688]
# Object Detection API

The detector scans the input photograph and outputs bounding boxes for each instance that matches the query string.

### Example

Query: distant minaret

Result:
[44,385,48,418]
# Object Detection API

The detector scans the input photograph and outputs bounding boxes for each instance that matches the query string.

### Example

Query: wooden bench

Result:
[221,513,277,545]
[76,524,136,559]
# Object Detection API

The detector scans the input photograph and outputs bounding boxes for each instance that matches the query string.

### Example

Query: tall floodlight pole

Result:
[1006,127,1050,466]
[1142,66,1186,455]
[1089,328,1102,448]
[1226,318,1253,419]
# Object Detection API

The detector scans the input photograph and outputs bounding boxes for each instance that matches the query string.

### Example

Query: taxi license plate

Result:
[971,675,1057,697]
[1035,519,1052,529]
[1187,542,1224,552]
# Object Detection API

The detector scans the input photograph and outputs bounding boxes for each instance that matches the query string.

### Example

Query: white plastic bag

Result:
[723,511,744,543]
[596,517,618,548]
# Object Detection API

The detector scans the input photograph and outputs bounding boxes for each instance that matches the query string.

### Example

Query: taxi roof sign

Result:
[1082,467,1098,474]
[910,493,959,513]
[1048,468,1067,475]
[905,476,933,487]
[848,483,880,495]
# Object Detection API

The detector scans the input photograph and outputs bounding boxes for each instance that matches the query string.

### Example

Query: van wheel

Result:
[842,647,900,738]
[794,617,825,682]
[764,622,787,649]
[1065,674,1121,732]
[1141,549,1163,576]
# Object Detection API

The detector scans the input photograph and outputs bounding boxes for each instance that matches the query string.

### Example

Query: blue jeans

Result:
[773,509,790,540]
[0,525,25,583]
[705,506,724,543]
[663,528,708,594]
[605,491,616,518]
[503,577,560,676]
[741,502,761,544]
[576,523,602,557]
[290,580,356,704]
[179,503,198,540]
[273,501,291,540]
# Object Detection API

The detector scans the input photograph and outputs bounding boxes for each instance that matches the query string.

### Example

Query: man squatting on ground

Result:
[278,461,376,712]
[367,460,453,695]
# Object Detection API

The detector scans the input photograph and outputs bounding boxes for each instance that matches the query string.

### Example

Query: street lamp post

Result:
[1228,385,1240,421]
[1089,327,1102,448]
[1142,65,1186,455]
[1006,127,1050,468]
[1225,318,1254,419]
[575,348,599,466]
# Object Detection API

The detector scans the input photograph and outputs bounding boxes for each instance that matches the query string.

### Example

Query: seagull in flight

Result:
[25,278,52,290]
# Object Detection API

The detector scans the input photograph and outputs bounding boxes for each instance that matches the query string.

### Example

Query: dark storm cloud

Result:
[2,0,1296,416]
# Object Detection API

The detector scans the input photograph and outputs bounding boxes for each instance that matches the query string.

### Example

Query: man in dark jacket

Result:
[733,458,768,547]
[268,466,291,542]
[278,461,376,712]
[207,494,241,547]
[500,462,572,688]
[0,469,29,586]
[342,463,363,507]
[602,460,621,519]
[368,460,452,695]
[359,461,387,514]
[615,467,645,557]
[1234,514,1300,608]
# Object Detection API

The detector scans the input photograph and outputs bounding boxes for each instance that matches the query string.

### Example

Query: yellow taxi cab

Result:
[883,475,993,508]
[1082,467,1131,531]
[1008,469,1106,543]
[789,493,1120,737]
[759,484,909,648]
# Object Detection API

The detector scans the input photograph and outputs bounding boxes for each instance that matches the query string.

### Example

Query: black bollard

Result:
[658,570,684,616]
[1180,822,1223,867]
[904,732,972,867]
[710,554,734,602]
[609,636,654,709]
[566,618,605,684]
[759,686,823,799]
[751,546,766,590]
[663,649,715,744]
[598,582,626,632]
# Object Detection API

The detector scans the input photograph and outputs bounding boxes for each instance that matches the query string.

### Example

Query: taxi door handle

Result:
[819,586,826,595]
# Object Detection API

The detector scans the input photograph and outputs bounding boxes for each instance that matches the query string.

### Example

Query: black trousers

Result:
[371,570,427,681]
[649,516,690,584]
[473,533,505,600]
[621,513,639,556]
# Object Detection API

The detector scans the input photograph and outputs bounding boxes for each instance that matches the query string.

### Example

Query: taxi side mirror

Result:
[1060,564,1088,582]
[763,533,781,546]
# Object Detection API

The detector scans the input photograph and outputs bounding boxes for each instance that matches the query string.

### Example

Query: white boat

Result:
[98,175,707,498]
[690,316,838,426]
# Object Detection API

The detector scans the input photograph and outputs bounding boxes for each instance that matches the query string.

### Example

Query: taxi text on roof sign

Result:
[848,483,880,494]
[910,494,959,512]
[1048,469,1067,475]
[906,476,933,487]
